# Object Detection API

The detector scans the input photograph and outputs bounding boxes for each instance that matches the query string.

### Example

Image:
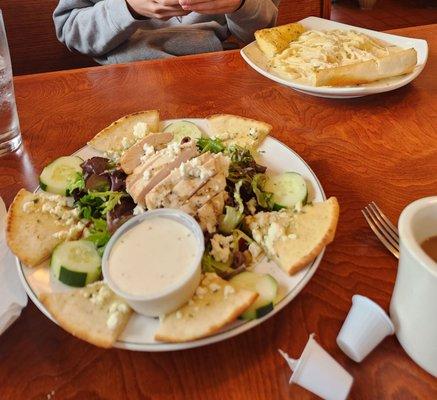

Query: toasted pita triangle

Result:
[246,197,339,275]
[88,110,160,152]
[40,282,132,348]
[155,273,257,342]
[6,189,83,267]
[207,114,272,149]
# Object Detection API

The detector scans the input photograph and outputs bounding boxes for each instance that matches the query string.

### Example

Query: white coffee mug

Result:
[390,196,437,377]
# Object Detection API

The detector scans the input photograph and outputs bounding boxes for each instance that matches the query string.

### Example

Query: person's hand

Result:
[126,0,189,19]
[178,0,243,15]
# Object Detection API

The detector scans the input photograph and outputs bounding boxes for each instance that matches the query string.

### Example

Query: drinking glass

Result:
[0,10,21,156]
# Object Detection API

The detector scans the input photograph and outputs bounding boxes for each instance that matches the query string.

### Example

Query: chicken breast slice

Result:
[126,141,198,206]
[197,192,227,233]
[180,173,227,216]
[146,153,230,210]
[120,132,173,174]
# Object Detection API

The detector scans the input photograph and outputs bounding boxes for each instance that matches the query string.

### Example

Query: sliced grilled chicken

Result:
[126,141,198,206]
[146,153,229,210]
[144,153,212,210]
[180,173,227,215]
[197,192,227,233]
[120,132,173,174]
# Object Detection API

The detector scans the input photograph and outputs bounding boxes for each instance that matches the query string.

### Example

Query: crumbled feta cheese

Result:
[133,122,149,139]
[106,312,120,330]
[52,230,68,239]
[22,201,35,213]
[223,285,235,298]
[121,136,131,150]
[265,222,284,256]
[133,205,145,216]
[195,286,207,297]
[176,311,182,319]
[41,203,52,213]
[179,157,212,180]
[209,283,221,292]
[90,285,111,306]
[220,131,236,141]
[247,198,257,215]
[108,301,129,314]
[166,142,181,157]
[142,143,155,156]
[248,242,262,259]
[143,169,151,181]
[248,127,258,139]
[294,201,303,213]
[210,234,234,263]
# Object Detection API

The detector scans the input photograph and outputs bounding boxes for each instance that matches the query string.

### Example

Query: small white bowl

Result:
[102,209,204,317]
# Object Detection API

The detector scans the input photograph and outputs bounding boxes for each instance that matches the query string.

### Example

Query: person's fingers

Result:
[156,0,183,6]
[179,0,211,5]
[150,2,185,13]
[152,9,191,19]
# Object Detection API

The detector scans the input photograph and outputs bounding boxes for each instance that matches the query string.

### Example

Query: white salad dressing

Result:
[108,217,198,297]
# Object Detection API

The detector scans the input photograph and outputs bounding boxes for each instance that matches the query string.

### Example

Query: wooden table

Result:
[1,24,436,399]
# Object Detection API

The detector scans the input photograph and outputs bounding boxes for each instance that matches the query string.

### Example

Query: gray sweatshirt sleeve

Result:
[53,0,141,57]
[226,0,278,43]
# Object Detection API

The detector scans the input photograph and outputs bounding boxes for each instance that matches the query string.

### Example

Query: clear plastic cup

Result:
[279,334,354,400]
[0,10,22,156]
[337,295,395,362]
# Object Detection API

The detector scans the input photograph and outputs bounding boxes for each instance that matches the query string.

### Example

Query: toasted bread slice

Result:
[246,197,339,275]
[40,282,132,348]
[155,273,257,342]
[120,132,173,174]
[207,114,272,149]
[6,190,83,267]
[315,48,417,87]
[88,110,160,152]
[255,23,306,58]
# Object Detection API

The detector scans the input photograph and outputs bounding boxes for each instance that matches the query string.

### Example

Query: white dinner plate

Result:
[240,17,428,99]
[17,118,326,351]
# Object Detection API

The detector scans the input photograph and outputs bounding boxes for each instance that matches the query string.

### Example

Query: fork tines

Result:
[362,202,400,259]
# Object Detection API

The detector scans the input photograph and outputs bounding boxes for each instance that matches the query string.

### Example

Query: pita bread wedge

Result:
[245,197,339,275]
[255,23,306,58]
[155,273,257,342]
[207,114,272,149]
[40,282,132,348]
[88,110,160,152]
[315,48,417,87]
[6,189,84,267]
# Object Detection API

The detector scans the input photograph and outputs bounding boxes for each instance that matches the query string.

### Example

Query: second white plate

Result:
[240,17,428,99]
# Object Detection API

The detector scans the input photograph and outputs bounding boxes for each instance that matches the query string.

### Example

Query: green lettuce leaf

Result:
[219,180,244,234]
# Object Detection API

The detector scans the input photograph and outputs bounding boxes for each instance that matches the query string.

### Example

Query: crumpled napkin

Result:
[0,196,27,335]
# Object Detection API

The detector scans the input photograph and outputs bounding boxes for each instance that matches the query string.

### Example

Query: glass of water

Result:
[0,10,21,156]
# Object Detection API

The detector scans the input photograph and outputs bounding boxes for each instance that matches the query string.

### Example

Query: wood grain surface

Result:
[1,24,437,400]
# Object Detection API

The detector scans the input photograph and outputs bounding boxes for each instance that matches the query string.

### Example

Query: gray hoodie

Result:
[53,0,278,65]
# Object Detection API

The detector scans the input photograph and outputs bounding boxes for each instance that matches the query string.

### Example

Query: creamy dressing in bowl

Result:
[108,217,197,297]
[102,209,204,316]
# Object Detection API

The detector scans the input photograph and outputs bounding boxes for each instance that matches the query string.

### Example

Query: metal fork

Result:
[362,202,400,259]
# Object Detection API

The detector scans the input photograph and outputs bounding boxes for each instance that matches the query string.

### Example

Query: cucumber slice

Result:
[51,240,102,287]
[264,172,308,209]
[39,156,83,195]
[164,121,203,143]
[230,271,278,320]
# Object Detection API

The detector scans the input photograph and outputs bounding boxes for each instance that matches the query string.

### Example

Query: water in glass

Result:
[0,11,21,156]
